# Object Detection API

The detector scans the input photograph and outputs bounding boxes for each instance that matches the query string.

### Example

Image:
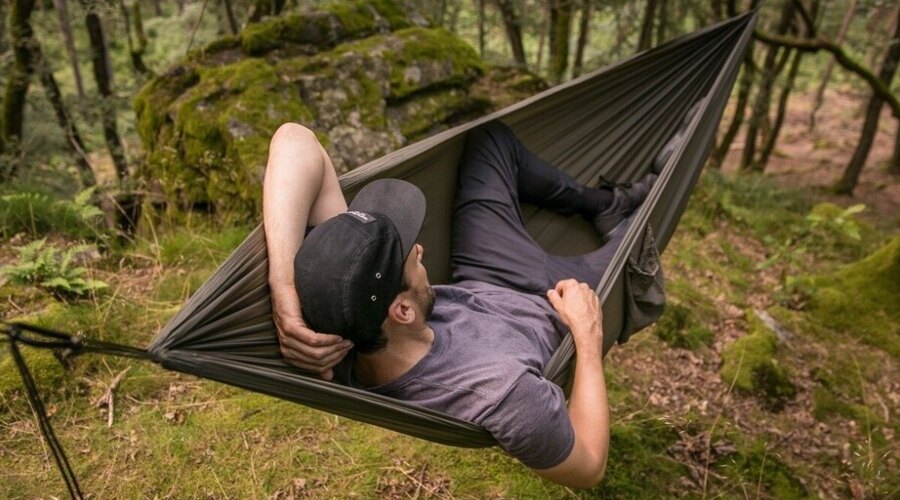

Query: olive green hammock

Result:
[6,10,756,474]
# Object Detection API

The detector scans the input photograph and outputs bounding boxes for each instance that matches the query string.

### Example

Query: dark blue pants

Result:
[451,122,622,294]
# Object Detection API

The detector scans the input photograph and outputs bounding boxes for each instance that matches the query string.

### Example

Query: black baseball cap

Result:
[294,179,426,349]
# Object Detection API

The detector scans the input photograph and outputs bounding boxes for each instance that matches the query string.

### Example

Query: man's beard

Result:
[416,285,436,318]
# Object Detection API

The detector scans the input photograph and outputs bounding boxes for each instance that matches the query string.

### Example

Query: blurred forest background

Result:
[0,0,898,497]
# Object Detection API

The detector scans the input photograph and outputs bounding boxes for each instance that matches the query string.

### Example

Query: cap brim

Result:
[348,179,426,259]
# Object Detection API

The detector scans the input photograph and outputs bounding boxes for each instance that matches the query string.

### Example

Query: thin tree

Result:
[740,0,795,172]
[493,0,527,68]
[52,0,85,100]
[835,7,900,194]
[808,0,857,131]
[572,0,591,77]
[548,0,574,82]
[655,0,667,45]
[34,44,95,186]
[1,0,37,181]
[222,0,239,35]
[536,3,548,72]
[710,54,756,169]
[758,49,803,168]
[82,4,128,183]
[638,0,657,52]
[891,121,899,175]
[477,0,485,58]
[119,0,151,77]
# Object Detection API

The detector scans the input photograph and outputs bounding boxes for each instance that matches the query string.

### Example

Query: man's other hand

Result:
[547,279,602,353]
[272,288,352,380]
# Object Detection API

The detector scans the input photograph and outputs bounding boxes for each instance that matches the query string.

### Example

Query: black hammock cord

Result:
[2,11,757,498]
[2,322,151,500]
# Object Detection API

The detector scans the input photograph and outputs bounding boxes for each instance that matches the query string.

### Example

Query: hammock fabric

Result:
[142,12,758,448]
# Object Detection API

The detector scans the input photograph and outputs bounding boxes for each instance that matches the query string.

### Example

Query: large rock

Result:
[134,0,545,213]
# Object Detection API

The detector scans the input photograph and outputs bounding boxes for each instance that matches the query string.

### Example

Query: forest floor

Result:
[1,88,898,498]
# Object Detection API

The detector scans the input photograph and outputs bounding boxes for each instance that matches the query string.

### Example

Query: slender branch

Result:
[754,30,900,118]
[791,0,815,36]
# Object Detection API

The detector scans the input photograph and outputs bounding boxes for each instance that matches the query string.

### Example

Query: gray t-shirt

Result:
[339,280,575,469]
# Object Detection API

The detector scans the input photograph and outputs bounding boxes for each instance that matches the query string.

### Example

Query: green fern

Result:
[3,239,108,299]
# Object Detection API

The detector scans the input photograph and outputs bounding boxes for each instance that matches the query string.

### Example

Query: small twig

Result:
[7,296,26,315]
[94,367,130,427]
[186,0,210,54]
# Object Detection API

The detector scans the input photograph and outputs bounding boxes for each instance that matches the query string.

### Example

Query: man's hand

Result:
[271,286,352,380]
[547,279,602,353]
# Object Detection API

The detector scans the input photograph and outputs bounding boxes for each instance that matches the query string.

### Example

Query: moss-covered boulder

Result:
[134,0,545,214]
[721,310,796,411]
[807,235,900,358]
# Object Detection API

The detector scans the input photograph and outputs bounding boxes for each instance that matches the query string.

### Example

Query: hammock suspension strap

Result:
[2,322,150,500]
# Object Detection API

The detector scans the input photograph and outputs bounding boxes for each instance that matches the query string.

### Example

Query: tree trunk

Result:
[638,0,657,52]
[151,0,162,16]
[51,0,85,100]
[83,10,128,183]
[710,53,755,169]
[757,49,803,169]
[34,44,95,186]
[222,0,239,35]
[572,0,590,77]
[890,119,900,175]
[835,7,900,194]
[536,4,548,72]
[247,0,285,24]
[0,0,7,55]
[119,0,151,77]
[740,0,794,172]
[656,0,667,45]
[493,0,527,67]
[477,0,485,58]
[1,0,37,180]
[710,0,723,23]
[809,0,856,130]
[548,0,574,82]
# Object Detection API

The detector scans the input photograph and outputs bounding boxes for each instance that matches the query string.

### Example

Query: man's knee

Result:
[468,121,515,148]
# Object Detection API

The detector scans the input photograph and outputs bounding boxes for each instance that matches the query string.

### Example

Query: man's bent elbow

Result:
[535,453,607,489]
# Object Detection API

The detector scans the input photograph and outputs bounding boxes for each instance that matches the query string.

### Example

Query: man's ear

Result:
[385,294,415,325]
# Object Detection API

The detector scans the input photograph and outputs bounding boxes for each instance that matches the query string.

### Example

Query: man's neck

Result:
[353,325,434,387]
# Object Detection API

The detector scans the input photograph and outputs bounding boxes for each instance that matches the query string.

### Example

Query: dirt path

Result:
[720,87,899,231]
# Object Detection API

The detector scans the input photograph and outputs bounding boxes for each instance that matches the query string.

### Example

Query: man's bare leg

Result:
[263,123,351,379]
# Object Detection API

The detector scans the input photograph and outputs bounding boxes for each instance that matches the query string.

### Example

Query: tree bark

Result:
[572,0,590,78]
[1,0,37,180]
[741,0,794,172]
[710,53,755,169]
[477,0,485,58]
[808,0,856,130]
[656,0,667,45]
[548,0,574,82]
[758,49,803,169]
[890,120,900,175]
[536,3,548,72]
[34,44,95,186]
[119,0,151,77]
[0,0,7,55]
[51,0,85,100]
[83,9,129,183]
[638,0,657,52]
[835,7,900,194]
[151,0,162,16]
[493,0,527,67]
[222,0,239,35]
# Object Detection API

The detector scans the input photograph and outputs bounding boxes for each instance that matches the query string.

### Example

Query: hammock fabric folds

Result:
[148,12,758,448]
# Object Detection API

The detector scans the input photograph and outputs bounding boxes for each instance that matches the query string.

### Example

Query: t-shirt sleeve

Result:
[481,371,575,469]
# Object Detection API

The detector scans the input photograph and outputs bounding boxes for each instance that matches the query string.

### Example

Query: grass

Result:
[2,168,897,497]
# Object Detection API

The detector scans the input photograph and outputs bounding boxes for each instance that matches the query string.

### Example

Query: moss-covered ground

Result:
[2,168,897,498]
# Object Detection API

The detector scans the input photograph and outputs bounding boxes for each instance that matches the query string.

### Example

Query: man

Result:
[263,121,657,488]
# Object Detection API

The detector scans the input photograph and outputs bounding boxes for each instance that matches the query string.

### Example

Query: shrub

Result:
[2,239,107,299]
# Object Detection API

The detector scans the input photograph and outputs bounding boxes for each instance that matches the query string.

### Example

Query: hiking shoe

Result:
[592,173,657,243]
[652,98,706,174]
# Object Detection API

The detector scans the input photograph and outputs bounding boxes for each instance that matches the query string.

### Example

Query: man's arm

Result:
[263,123,351,379]
[540,279,610,488]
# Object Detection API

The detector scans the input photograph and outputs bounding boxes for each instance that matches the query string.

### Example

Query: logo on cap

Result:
[346,210,375,223]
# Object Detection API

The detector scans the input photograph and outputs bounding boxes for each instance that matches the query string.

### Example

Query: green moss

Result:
[717,441,808,498]
[806,236,899,357]
[653,302,714,350]
[241,21,284,56]
[133,65,200,150]
[721,312,796,410]
[0,349,63,400]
